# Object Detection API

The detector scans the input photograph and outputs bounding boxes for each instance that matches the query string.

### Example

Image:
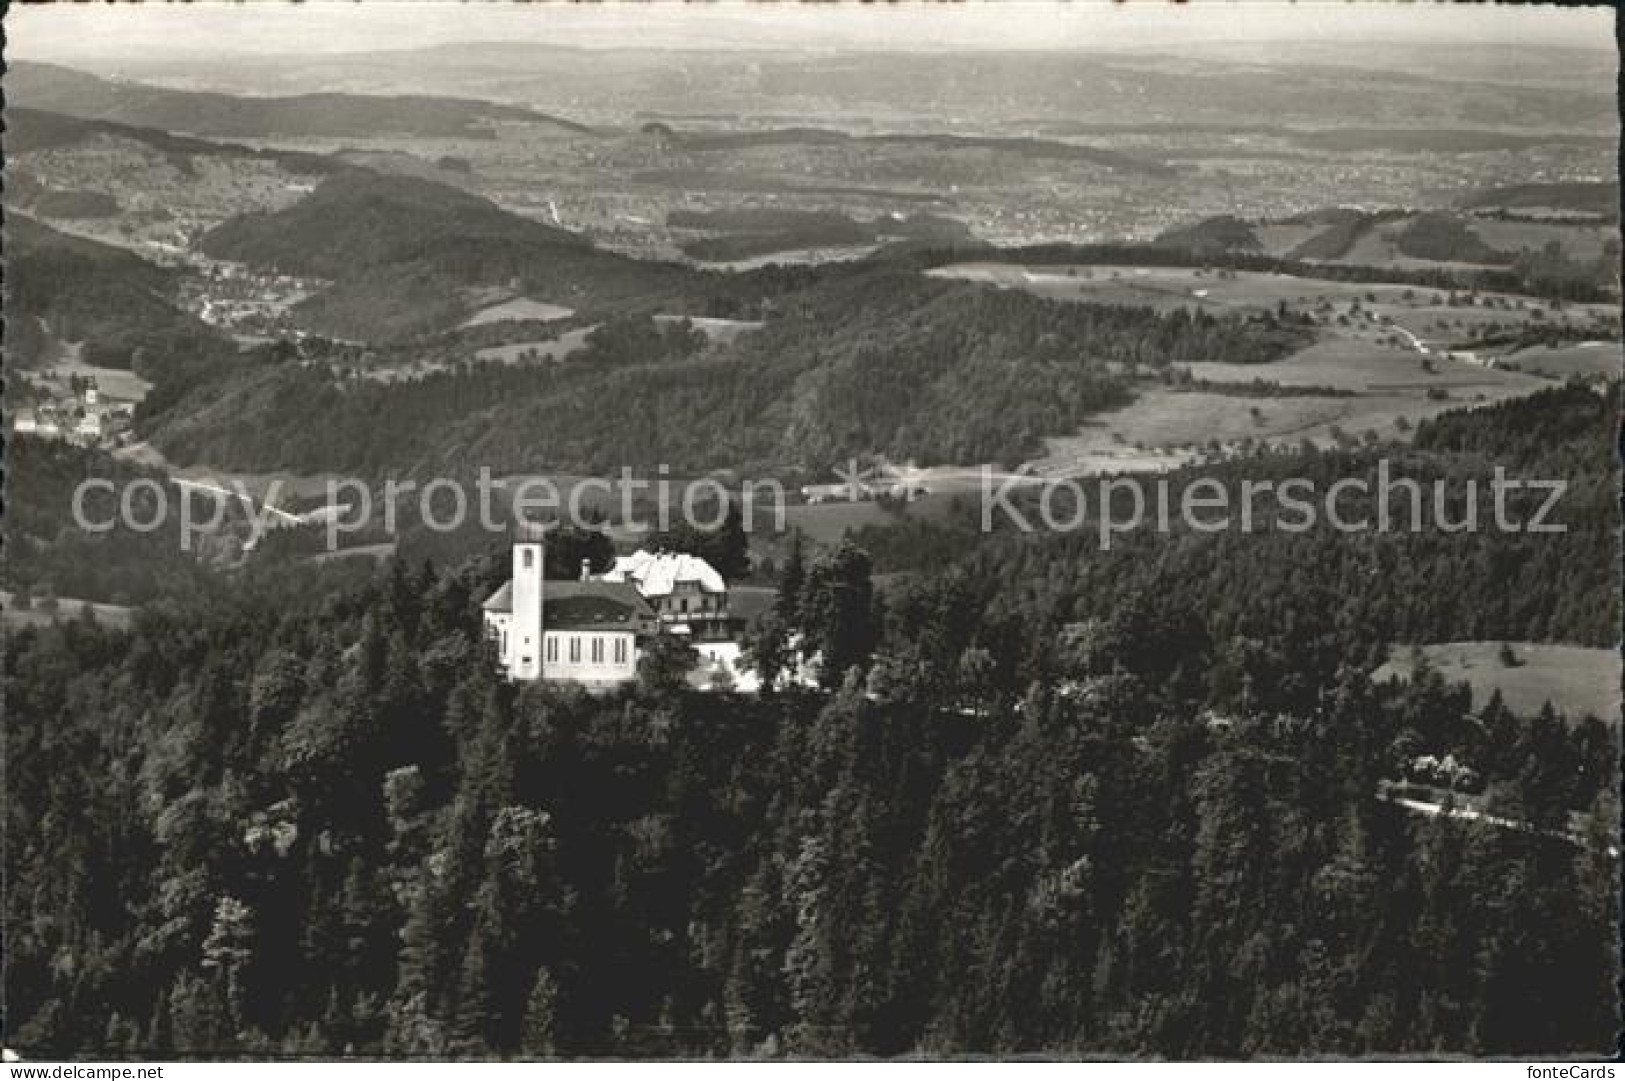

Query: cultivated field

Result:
[932,261,1608,474]
[1374,641,1620,723]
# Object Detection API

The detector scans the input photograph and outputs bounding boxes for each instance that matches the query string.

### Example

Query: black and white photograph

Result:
[2,0,1620,1065]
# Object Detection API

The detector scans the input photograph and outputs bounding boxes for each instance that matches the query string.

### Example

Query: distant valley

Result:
[5,48,1619,574]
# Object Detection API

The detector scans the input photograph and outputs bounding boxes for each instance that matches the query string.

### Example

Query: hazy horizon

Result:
[8,0,1616,64]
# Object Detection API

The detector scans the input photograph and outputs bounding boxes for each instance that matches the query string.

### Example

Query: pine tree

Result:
[200,896,255,1035]
[778,529,806,628]
[520,967,560,1057]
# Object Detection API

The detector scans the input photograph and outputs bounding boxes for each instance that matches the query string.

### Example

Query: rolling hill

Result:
[6,61,593,140]
[146,265,1307,478]
[199,171,703,340]
[6,105,342,173]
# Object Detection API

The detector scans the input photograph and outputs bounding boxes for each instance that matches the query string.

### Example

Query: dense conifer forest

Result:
[6,384,1617,1059]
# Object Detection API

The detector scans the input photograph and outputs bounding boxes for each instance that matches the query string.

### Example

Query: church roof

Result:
[483,578,655,632]
[547,580,656,631]
[601,550,726,596]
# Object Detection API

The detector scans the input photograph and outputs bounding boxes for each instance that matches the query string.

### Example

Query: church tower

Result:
[509,521,546,680]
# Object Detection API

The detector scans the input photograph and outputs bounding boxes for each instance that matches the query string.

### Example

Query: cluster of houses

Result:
[179,259,321,339]
[482,525,765,692]
[13,382,133,448]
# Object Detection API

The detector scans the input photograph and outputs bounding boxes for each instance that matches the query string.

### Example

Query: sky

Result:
[7,1,1616,62]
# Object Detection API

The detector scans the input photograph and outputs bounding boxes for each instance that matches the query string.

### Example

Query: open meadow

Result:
[1374,641,1620,723]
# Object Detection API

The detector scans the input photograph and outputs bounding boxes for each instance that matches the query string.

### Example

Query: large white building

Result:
[600,550,732,640]
[482,526,658,688]
[481,530,748,688]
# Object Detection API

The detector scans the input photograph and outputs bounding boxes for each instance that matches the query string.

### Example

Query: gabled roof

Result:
[482,578,655,632]
[602,550,726,596]
[545,580,656,631]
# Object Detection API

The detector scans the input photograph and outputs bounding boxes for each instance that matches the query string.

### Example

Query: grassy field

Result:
[460,296,575,327]
[930,262,1397,314]
[1185,335,1547,394]
[933,262,1614,336]
[1030,334,1551,474]
[1467,217,1615,263]
[473,326,597,365]
[1338,222,1501,272]
[35,341,154,404]
[783,489,972,546]
[653,314,764,344]
[1373,641,1620,723]
[1035,390,1356,472]
[1498,340,1623,379]
[1253,221,1329,259]
[309,542,397,564]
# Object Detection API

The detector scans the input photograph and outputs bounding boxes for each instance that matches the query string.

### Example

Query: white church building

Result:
[482,526,738,689]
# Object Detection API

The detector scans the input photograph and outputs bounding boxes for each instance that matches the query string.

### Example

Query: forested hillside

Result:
[915,384,1620,664]
[6,383,1617,1058]
[2,441,225,607]
[6,106,342,176]
[6,215,226,371]
[145,273,1306,476]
